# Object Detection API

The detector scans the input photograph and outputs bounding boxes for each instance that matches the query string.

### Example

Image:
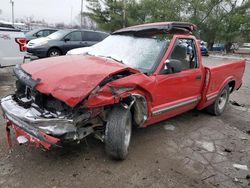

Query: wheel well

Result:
[228,80,235,93]
[120,95,148,128]
[47,47,62,56]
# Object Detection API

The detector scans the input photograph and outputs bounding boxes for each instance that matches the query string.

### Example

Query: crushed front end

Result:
[1,65,106,150]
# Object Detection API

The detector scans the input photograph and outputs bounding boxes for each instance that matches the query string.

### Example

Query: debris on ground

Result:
[239,136,248,140]
[72,173,79,177]
[163,124,176,131]
[246,175,250,180]
[196,141,215,152]
[233,177,243,183]
[230,100,245,107]
[233,164,249,171]
[229,100,248,112]
[224,148,232,153]
[201,174,215,181]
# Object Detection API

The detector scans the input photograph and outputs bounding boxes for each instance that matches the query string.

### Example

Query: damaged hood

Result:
[21,55,135,107]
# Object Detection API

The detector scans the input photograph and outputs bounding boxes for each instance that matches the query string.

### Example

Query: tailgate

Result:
[197,59,246,109]
[0,29,27,67]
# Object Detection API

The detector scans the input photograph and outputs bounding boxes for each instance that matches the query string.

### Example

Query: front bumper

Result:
[27,47,48,58]
[1,96,78,149]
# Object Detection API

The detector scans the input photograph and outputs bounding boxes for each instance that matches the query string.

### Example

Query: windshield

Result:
[88,35,169,73]
[47,30,69,40]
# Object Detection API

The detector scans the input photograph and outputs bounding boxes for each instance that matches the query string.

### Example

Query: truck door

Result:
[152,37,203,119]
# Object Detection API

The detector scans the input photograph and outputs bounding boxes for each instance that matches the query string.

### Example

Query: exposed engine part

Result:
[14,80,74,118]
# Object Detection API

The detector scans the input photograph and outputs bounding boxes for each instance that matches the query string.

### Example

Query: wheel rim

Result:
[50,51,59,57]
[124,117,132,149]
[218,90,228,110]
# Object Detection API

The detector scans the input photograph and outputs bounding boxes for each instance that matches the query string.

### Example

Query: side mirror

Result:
[162,59,182,74]
[64,38,70,42]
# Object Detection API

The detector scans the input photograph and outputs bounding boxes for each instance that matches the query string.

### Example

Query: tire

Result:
[47,48,61,57]
[206,85,230,116]
[105,105,132,160]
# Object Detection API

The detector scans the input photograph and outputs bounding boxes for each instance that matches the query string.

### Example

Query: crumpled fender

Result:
[83,73,155,108]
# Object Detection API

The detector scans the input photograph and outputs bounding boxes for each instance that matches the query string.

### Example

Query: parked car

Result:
[26,29,109,58]
[212,43,225,52]
[0,25,27,67]
[1,22,246,160]
[66,46,93,55]
[25,28,58,42]
[234,43,250,54]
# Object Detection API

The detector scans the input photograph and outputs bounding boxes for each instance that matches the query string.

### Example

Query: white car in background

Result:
[0,24,27,67]
[234,43,250,54]
[66,46,93,55]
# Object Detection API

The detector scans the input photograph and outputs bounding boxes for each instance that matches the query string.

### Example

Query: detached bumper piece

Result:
[6,121,60,150]
[1,96,93,150]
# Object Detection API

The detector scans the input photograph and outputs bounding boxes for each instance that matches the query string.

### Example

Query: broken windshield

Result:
[88,35,169,73]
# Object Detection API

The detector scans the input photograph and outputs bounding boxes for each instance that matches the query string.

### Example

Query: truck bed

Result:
[198,56,246,110]
[202,56,244,67]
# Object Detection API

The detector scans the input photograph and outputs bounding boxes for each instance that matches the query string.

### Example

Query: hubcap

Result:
[218,90,228,110]
[50,51,59,57]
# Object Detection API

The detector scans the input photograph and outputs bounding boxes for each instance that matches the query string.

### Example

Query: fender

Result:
[197,70,236,110]
[83,86,152,108]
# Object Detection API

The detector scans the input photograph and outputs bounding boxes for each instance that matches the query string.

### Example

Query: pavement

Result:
[0,56,249,188]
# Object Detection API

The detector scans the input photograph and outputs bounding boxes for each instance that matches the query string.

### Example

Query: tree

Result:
[84,0,250,52]
[84,0,127,31]
[216,0,250,51]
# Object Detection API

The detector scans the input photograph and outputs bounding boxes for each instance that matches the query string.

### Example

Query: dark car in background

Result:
[26,29,109,58]
[200,41,209,56]
[212,43,225,52]
[25,28,58,42]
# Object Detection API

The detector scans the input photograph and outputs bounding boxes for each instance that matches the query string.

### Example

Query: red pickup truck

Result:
[1,22,246,160]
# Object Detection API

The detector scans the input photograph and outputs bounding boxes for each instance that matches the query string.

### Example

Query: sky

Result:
[0,0,87,24]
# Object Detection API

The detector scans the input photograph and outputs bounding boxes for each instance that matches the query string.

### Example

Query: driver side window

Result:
[169,38,198,70]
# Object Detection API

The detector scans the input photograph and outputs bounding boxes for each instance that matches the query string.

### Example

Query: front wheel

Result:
[105,105,132,160]
[206,85,230,116]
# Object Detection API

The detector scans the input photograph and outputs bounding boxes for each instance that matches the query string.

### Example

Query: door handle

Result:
[195,75,202,80]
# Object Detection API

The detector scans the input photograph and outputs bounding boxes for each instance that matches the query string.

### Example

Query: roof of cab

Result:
[113,22,197,35]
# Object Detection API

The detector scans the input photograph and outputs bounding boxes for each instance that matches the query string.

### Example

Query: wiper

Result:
[105,56,124,64]
[99,55,124,64]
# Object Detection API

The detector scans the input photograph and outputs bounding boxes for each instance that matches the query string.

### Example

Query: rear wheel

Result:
[47,48,61,57]
[206,85,230,116]
[105,105,132,160]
